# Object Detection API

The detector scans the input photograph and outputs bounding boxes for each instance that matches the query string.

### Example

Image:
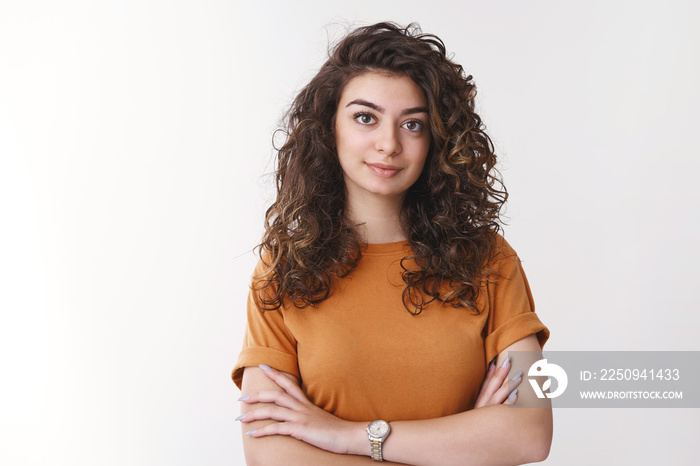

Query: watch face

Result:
[369,420,389,437]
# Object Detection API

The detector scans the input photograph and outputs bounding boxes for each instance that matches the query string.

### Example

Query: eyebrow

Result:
[345,99,428,116]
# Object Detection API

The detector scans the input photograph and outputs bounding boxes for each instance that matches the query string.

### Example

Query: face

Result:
[334,72,431,206]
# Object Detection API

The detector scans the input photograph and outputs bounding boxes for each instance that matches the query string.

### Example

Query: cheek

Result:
[334,120,351,152]
[334,136,359,175]
[409,144,431,183]
[336,128,368,161]
[412,140,431,169]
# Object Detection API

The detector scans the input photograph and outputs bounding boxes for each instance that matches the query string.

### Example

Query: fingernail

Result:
[488,361,495,371]
[511,370,523,381]
[508,388,518,400]
[238,395,250,401]
[259,364,272,372]
[500,356,511,368]
[235,414,246,421]
[246,429,257,436]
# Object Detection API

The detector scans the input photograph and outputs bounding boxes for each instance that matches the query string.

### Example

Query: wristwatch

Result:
[366,420,391,461]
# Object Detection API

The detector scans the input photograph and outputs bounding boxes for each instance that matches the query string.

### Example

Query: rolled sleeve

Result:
[231,264,299,389]
[483,239,549,364]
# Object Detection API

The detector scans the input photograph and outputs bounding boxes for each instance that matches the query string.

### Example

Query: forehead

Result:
[338,72,427,108]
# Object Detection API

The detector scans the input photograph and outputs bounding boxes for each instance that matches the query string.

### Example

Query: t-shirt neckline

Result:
[361,240,411,255]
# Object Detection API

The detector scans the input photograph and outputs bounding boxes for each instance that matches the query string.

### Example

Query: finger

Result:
[474,358,503,408]
[509,370,523,389]
[239,390,305,411]
[479,357,512,402]
[504,388,518,406]
[245,420,300,439]
[491,370,523,405]
[238,405,297,424]
[479,358,498,390]
[259,365,310,404]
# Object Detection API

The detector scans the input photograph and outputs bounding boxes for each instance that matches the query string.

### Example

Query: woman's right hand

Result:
[473,356,523,408]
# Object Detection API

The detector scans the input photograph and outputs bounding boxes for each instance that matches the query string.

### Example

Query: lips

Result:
[366,163,402,178]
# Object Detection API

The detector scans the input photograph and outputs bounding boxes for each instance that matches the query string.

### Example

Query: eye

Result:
[402,119,425,132]
[353,112,376,125]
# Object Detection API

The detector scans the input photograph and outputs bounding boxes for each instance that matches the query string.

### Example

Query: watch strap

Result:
[370,437,383,461]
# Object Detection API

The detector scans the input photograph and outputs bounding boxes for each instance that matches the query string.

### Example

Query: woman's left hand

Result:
[473,356,522,408]
[237,365,364,455]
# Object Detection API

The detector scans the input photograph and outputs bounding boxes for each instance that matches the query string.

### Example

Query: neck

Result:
[345,192,407,244]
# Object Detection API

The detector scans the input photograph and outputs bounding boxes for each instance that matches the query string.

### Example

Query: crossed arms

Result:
[237,334,552,465]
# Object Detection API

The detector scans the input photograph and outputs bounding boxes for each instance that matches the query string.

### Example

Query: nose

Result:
[375,124,401,156]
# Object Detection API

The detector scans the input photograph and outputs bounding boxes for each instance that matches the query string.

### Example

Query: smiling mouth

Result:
[366,163,402,178]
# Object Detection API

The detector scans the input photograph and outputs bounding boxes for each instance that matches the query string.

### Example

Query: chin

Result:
[367,186,408,198]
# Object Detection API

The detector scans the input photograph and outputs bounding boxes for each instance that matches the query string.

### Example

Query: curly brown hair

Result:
[255,22,507,315]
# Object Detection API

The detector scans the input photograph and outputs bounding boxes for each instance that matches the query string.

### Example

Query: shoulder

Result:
[248,247,283,309]
[493,232,517,256]
[250,246,278,281]
[490,232,520,263]
[484,232,525,281]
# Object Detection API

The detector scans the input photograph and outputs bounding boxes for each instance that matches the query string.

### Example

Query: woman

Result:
[232,22,552,465]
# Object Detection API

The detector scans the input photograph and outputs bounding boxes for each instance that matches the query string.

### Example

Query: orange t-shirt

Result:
[232,235,548,422]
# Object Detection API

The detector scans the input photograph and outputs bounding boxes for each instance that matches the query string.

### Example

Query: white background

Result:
[1,1,698,464]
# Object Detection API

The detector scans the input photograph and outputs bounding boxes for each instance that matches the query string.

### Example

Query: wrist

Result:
[345,421,371,456]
